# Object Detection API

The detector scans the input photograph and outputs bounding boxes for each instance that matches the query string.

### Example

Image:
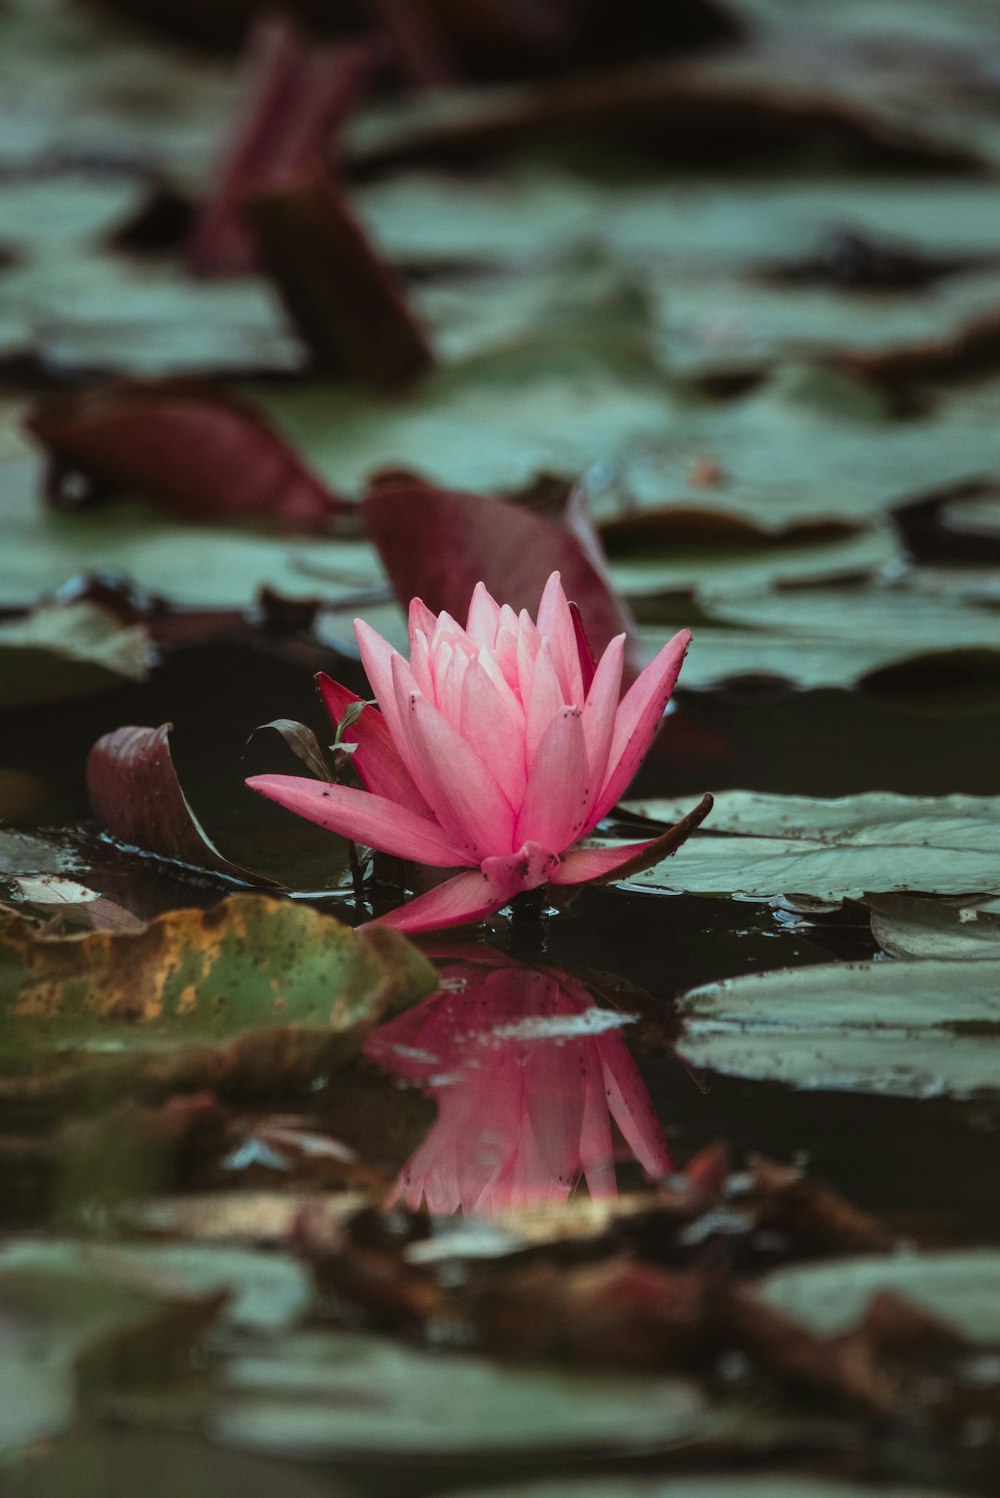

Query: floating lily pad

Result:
[357,167,1000,272]
[444,1477,966,1498]
[621,792,1000,902]
[0,1234,304,1460]
[759,1250,1000,1344]
[676,957,1000,1099]
[255,354,674,503]
[0,894,437,1089]
[0,251,298,378]
[211,1330,712,1461]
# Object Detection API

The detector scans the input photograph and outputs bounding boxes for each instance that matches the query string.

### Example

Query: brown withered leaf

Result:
[473,1256,710,1369]
[710,1285,896,1416]
[300,1200,444,1333]
[750,1157,891,1254]
[27,382,344,532]
[133,1190,370,1248]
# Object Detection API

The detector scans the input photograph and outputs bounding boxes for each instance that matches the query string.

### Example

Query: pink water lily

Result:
[247,572,707,932]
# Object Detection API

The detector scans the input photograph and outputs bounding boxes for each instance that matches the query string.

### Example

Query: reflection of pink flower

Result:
[248,572,695,932]
[364,958,671,1215]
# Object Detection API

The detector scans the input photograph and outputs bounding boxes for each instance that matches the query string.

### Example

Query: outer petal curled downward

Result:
[552,794,713,887]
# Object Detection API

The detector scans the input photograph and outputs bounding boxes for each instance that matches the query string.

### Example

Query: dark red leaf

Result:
[26,381,345,531]
[188,13,383,277]
[87,724,277,885]
[362,475,641,675]
[245,160,434,387]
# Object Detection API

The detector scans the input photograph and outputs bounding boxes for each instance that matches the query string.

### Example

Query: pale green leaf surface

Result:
[760,1250,1000,1342]
[620,792,1000,901]
[211,1330,710,1459]
[676,958,1000,1098]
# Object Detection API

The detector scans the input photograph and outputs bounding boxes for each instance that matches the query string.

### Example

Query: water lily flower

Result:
[248,572,708,932]
[365,954,671,1214]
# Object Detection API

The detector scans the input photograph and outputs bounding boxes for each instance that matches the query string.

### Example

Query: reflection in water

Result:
[365,953,671,1215]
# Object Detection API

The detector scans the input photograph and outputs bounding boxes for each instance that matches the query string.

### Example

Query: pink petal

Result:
[398,681,516,857]
[316,674,432,816]
[409,628,434,699]
[592,629,690,823]
[460,657,527,809]
[551,837,662,884]
[430,609,468,653]
[492,623,520,694]
[355,617,406,741]
[433,641,471,730]
[246,774,465,865]
[369,867,516,933]
[465,580,501,648]
[408,596,438,649]
[551,793,713,886]
[516,705,590,852]
[523,639,565,764]
[580,633,625,827]
[536,571,583,707]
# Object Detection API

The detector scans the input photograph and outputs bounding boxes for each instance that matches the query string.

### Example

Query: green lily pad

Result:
[1,251,298,379]
[676,957,1000,1098]
[621,792,1000,902]
[759,1249,1000,1344]
[444,1478,966,1498]
[0,1235,311,1461]
[357,166,1000,271]
[255,354,673,503]
[211,1330,712,1461]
